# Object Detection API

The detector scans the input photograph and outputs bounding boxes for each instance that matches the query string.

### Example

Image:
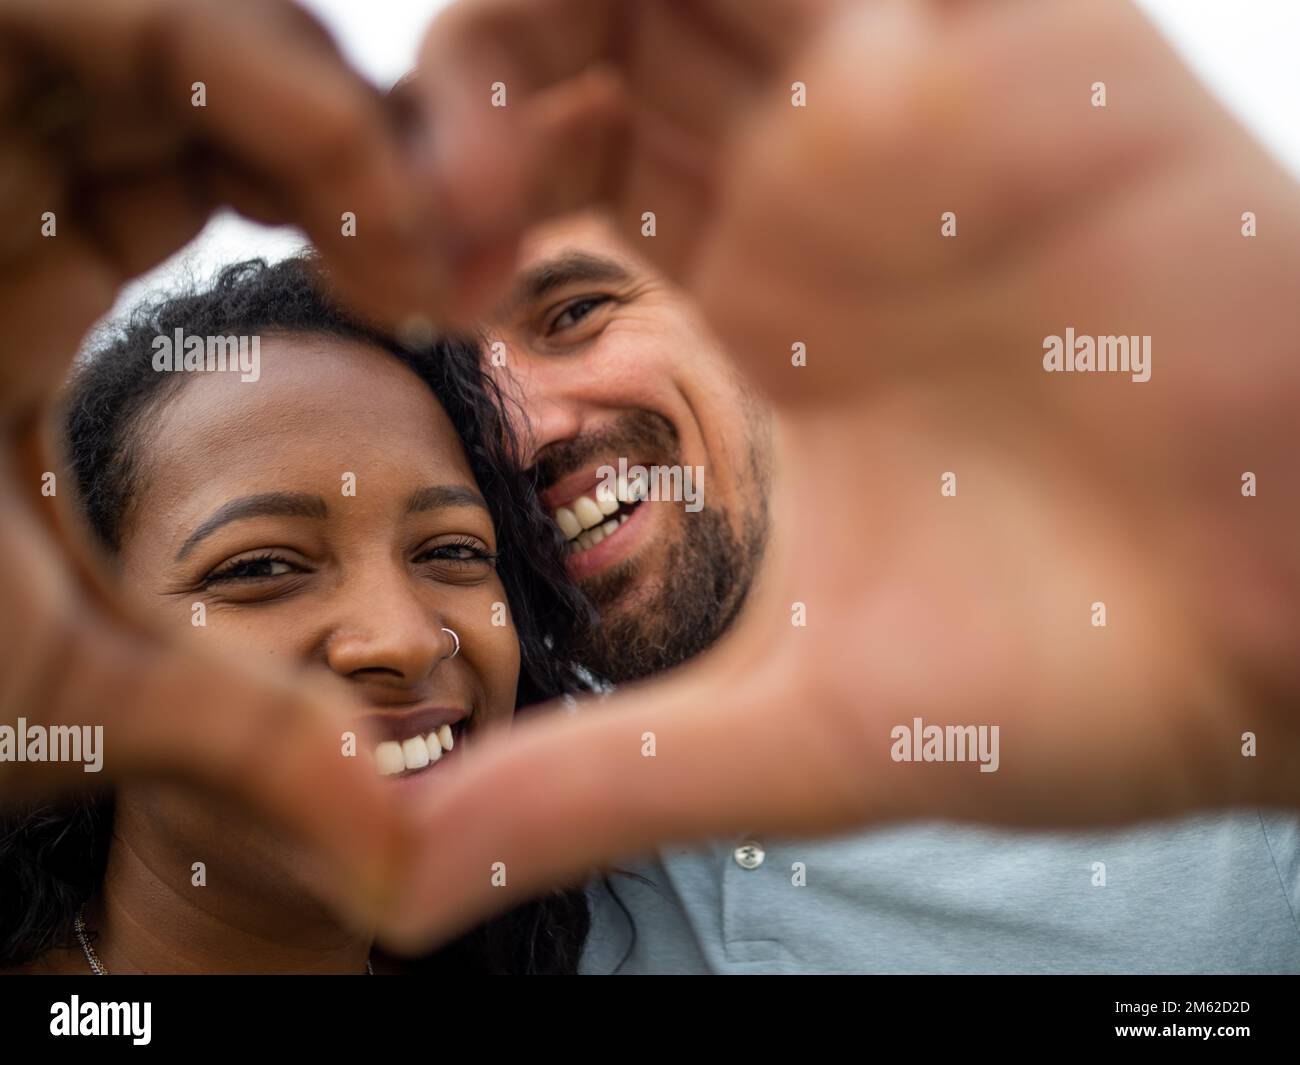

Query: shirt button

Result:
[733,840,765,870]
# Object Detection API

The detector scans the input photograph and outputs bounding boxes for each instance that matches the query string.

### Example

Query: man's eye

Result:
[205,554,297,585]
[550,295,610,333]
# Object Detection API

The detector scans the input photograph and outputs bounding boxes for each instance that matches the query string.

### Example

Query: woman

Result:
[0,256,592,974]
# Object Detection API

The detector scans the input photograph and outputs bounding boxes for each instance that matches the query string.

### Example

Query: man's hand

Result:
[0,0,449,921]
[387,0,1300,949]
[413,0,837,310]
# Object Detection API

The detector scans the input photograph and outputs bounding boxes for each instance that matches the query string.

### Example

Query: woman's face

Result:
[113,333,519,904]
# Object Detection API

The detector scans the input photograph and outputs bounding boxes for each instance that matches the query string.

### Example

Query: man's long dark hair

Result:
[0,256,594,973]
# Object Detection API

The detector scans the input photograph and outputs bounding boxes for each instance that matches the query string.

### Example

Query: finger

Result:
[0,58,70,273]
[0,463,405,921]
[3,0,448,326]
[141,0,448,326]
[412,0,623,255]
[688,0,1242,404]
[418,0,811,122]
[0,232,117,422]
[429,67,632,318]
[75,165,212,282]
[415,0,822,303]
[379,639,876,951]
[107,632,408,922]
[420,0,623,106]
[415,0,755,244]
[693,0,835,66]
[0,588,406,922]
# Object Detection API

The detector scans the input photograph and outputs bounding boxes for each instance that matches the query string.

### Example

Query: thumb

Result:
[378,638,879,952]
[0,527,407,924]
[416,66,630,318]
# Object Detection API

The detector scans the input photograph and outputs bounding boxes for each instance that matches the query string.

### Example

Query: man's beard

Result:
[535,409,771,685]
[578,502,766,683]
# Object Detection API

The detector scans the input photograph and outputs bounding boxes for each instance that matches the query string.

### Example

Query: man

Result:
[4,0,1299,952]
[485,211,1300,973]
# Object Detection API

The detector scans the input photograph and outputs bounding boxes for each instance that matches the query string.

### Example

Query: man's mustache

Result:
[532,410,680,488]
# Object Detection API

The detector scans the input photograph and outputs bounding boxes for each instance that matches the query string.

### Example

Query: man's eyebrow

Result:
[176,493,327,560]
[405,485,490,514]
[496,251,637,319]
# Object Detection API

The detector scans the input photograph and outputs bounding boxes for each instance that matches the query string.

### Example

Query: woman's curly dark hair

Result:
[0,256,593,974]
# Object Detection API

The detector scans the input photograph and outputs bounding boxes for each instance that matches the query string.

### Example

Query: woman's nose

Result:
[323,575,454,687]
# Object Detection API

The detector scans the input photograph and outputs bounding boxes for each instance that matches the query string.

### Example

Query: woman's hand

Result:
[0,0,448,921]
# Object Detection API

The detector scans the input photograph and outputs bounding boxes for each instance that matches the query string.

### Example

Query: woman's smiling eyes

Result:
[205,552,300,586]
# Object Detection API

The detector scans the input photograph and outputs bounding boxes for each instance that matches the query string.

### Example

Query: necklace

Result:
[75,904,373,974]
[74,905,109,975]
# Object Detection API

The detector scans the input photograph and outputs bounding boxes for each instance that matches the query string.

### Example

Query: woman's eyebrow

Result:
[405,485,490,515]
[176,492,328,560]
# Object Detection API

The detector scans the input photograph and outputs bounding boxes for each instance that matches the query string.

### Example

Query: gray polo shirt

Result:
[580,811,1300,973]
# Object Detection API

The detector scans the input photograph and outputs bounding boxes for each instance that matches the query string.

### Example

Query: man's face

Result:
[487,214,773,682]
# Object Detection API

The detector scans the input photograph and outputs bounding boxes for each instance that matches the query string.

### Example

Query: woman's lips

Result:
[361,706,466,742]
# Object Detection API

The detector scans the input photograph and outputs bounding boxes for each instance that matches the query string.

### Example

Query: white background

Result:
[108,0,1300,319]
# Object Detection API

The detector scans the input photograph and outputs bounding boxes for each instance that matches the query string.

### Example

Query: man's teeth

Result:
[573,495,604,529]
[554,507,582,539]
[551,480,639,555]
[375,727,456,776]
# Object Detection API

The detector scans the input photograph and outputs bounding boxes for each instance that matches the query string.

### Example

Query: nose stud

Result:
[441,627,460,660]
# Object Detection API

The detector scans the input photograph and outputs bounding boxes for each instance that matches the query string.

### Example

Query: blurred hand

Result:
[388,0,1300,948]
[0,0,450,921]
[414,0,836,309]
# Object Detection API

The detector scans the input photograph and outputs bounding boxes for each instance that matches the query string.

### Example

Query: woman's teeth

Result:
[551,479,640,555]
[375,724,455,776]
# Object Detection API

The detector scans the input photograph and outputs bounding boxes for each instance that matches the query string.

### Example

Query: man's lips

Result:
[536,453,662,511]
[563,488,652,580]
[538,466,606,512]
[538,458,652,558]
